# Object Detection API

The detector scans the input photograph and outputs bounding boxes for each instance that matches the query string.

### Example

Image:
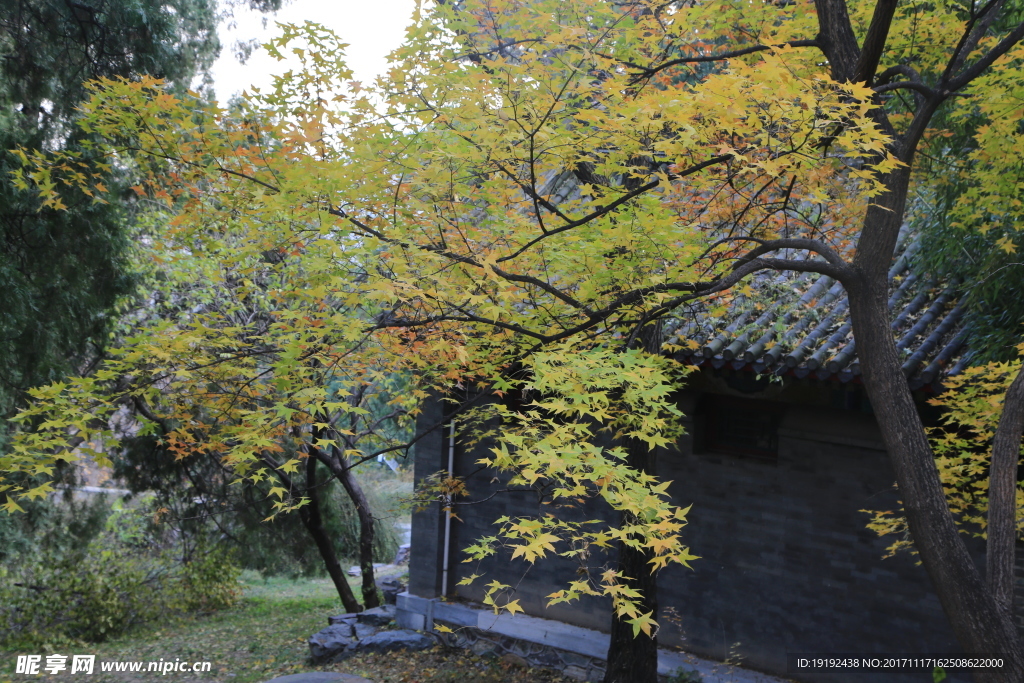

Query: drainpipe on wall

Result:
[440,421,455,597]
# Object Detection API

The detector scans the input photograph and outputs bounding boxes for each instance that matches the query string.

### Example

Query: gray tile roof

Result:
[532,173,968,392]
[664,229,967,391]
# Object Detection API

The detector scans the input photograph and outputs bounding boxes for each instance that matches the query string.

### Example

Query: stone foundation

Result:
[441,625,606,682]
[396,592,788,683]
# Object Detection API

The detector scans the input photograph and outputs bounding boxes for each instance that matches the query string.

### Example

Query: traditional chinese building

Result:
[397,210,1017,683]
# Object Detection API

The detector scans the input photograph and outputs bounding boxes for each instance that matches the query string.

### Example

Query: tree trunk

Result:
[602,434,660,683]
[987,365,1024,614]
[310,421,382,610]
[848,167,1024,682]
[814,0,1024,663]
[604,322,662,683]
[299,455,363,613]
[336,459,381,609]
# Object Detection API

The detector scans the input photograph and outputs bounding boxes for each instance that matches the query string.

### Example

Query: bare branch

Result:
[622,40,820,84]
[875,64,924,85]
[732,237,850,270]
[948,18,1024,92]
[497,154,733,263]
[942,0,1006,84]
[873,80,937,98]
[455,37,544,63]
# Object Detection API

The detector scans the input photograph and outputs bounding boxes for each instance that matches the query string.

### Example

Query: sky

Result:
[210,0,420,105]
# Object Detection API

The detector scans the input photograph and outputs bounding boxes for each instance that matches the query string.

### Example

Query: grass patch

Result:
[341,649,576,683]
[0,574,340,683]
[0,574,572,683]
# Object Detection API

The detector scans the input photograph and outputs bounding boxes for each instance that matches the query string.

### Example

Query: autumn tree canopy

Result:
[4,0,1024,680]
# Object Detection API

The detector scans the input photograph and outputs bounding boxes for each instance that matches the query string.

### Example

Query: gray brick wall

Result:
[411,391,615,625]
[656,398,977,683]
[409,390,449,599]
[410,381,991,683]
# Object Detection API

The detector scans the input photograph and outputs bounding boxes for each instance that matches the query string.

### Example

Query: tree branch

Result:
[455,37,544,63]
[947,18,1024,92]
[813,0,862,82]
[497,154,733,263]
[624,40,820,83]
[873,80,939,98]
[853,0,899,85]
[731,237,850,271]
[488,265,594,315]
[942,0,1007,85]
[875,64,924,85]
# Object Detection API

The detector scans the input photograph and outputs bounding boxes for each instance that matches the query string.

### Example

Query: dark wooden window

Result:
[701,394,783,460]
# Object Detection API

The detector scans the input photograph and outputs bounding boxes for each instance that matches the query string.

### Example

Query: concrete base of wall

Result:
[396,592,790,683]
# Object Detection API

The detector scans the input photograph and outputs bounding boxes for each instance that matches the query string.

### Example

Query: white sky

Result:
[211,0,420,105]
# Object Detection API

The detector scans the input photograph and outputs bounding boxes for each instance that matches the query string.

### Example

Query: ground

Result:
[0,574,573,683]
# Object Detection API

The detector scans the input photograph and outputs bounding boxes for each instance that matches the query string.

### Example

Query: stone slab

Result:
[432,601,478,627]
[481,612,610,660]
[396,591,432,614]
[308,625,355,662]
[328,613,359,626]
[261,673,372,683]
[396,609,425,631]
[349,629,434,655]
[354,622,378,639]
[357,604,396,627]
[659,650,789,683]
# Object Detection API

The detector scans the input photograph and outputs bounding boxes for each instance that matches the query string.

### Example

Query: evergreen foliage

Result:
[910,132,1024,364]
[0,0,283,416]
[0,488,110,563]
[113,433,402,577]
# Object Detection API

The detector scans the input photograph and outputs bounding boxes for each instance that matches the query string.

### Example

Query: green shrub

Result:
[0,507,241,648]
[104,496,165,549]
[178,545,242,612]
[0,490,112,563]
[229,466,406,577]
[113,432,412,579]
[325,471,403,566]
[0,546,172,647]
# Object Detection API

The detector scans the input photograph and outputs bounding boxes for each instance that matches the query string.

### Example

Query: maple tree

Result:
[0,190,421,609]
[3,0,1024,681]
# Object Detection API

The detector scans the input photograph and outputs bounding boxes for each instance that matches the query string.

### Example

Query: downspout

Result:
[441,421,455,597]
